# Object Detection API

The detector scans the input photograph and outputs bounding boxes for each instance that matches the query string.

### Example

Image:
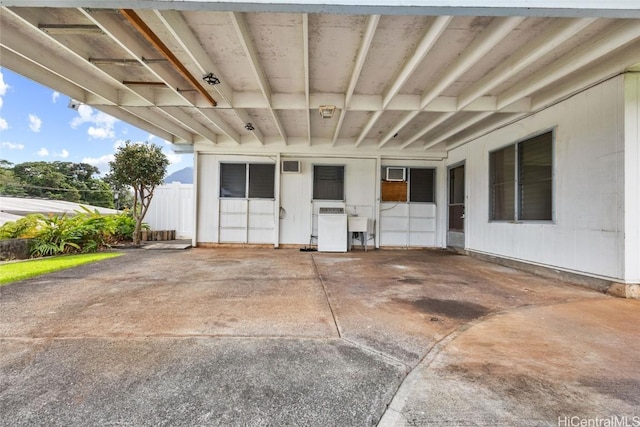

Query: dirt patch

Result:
[406,298,489,320]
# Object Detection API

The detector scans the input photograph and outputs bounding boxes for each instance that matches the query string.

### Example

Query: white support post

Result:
[274,153,282,248]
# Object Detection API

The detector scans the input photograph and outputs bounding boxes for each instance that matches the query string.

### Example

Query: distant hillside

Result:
[164,167,193,184]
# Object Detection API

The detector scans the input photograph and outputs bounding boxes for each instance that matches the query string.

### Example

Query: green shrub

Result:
[72,206,115,251]
[107,209,139,242]
[0,215,40,239]
[29,213,82,257]
[1,207,149,258]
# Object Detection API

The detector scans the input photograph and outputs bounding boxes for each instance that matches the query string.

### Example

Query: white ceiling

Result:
[1,1,639,158]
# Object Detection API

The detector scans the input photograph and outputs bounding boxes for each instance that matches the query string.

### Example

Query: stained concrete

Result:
[1,248,638,426]
[380,298,640,426]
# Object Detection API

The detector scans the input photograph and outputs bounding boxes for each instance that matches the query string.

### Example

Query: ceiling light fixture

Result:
[319,105,336,119]
[202,73,221,85]
[245,123,255,131]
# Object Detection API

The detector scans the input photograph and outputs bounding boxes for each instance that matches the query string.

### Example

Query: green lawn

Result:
[0,252,123,286]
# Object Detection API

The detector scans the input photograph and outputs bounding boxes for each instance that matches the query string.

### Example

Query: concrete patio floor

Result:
[0,248,638,426]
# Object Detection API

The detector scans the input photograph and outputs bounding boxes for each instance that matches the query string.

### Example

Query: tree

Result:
[6,161,115,208]
[0,160,26,197]
[12,161,82,202]
[82,179,116,208]
[107,141,169,245]
[103,174,134,210]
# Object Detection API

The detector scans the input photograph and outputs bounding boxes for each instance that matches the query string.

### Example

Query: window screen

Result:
[489,131,553,221]
[220,163,246,198]
[248,164,275,198]
[313,165,344,200]
[409,168,435,202]
[489,145,515,220]
[518,132,552,220]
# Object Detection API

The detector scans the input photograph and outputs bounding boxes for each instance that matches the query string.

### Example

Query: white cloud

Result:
[0,70,8,98]
[1,142,24,150]
[0,70,8,125]
[55,149,69,158]
[87,126,115,139]
[82,154,114,174]
[28,114,42,132]
[163,149,182,165]
[70,104,118,139]
[52,91,60,103]
[37,147,49,157]
[70,104,94,128]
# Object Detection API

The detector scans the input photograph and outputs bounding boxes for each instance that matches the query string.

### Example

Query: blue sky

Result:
[0,67,191,176]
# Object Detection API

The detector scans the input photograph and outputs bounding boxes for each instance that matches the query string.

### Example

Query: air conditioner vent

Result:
[385,167,406,181]
[282,160,301,173]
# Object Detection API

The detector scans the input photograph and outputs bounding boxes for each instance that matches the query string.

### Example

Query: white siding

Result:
[279,157,377,246]
[145,183,194,239]
[625,73,640,283]
[378,159,445,248]
[197,155,445,249]
[379,203,437,247]
[448,76,627,281]
[196,154,219,243]
[197,154,277,244]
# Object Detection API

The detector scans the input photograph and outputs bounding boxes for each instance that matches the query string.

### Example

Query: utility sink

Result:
[348,216,374,234]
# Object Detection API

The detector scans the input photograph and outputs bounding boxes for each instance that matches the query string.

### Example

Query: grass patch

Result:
[0,252,123,286]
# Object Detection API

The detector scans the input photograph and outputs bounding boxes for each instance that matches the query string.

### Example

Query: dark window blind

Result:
[220,163,246,198]
[248,164,275,198]
[313,165,344,200]
[518,132,552,220]
[409,168,435,202]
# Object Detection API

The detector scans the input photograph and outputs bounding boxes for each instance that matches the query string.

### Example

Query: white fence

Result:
[145,183,194,239]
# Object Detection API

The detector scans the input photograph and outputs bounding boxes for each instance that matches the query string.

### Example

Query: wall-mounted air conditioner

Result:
[385,167,406,181]
[282,160,301,173]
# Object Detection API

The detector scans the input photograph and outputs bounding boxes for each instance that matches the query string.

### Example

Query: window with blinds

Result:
[313,165,344,200]
[489,131,553,221]
[220,163,275,199]
[248,164,275,198]
[409,168,435,202]
[490,145,515,220]
[220,163,246,198]
[518,133,552,220]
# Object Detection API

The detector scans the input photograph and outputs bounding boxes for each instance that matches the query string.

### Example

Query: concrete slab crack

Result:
[310,253,342,338]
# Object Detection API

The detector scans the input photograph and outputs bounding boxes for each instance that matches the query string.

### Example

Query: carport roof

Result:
[1,1,639,158]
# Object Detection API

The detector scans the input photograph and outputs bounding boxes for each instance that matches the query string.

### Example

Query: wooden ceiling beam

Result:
[119,9,217,107]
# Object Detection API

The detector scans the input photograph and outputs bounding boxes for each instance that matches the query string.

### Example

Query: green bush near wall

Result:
[0,208,144,258]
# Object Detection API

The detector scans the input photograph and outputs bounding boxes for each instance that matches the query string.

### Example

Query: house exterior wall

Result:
[195,154,446,248]
[447,75,628,281]
[624,73,640,283]
[279,157,377,246]
[378,159,446,248]
[197,154,277,244]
